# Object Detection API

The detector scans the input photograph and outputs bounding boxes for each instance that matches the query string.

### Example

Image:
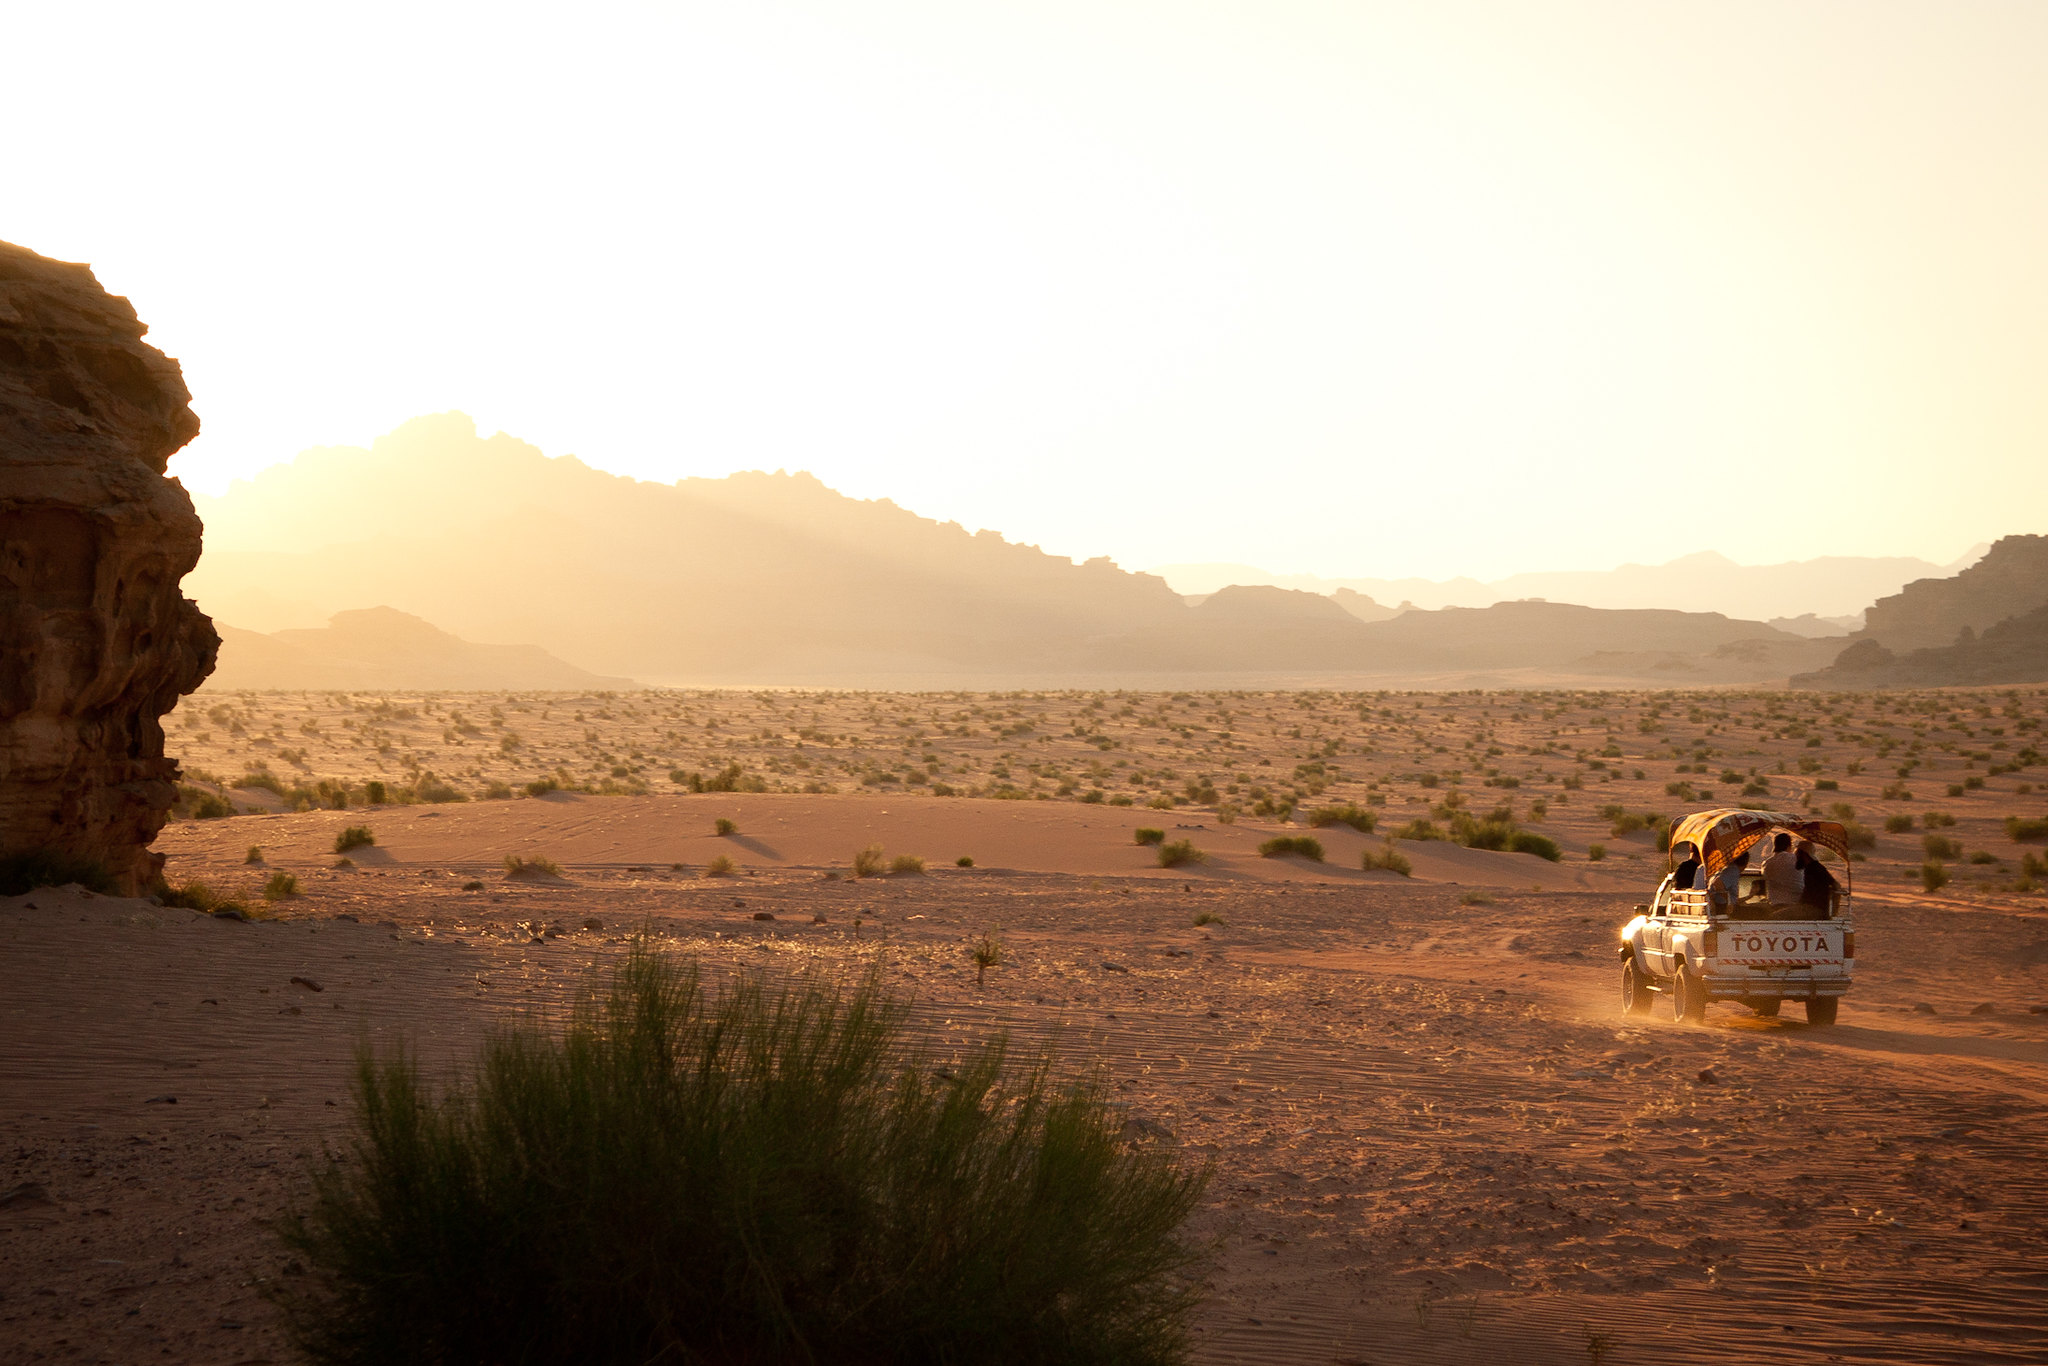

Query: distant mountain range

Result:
[1151,549,1985,623]
[1792,535,2048,689]
[185,414,2019,689]
[208,608,634,691]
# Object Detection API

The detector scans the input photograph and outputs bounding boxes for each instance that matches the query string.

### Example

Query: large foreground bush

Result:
[277,944,1211,1366]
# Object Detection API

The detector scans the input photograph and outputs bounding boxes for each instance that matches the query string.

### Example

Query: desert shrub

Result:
[1884,814,1915,834]
[1814,779,1840,791]
[505,855,563,877]
[714,818,738,837]
[1191,912,1224,927]
[1841,821,1876,850]
[971,932,1004,985]
[2006,815,2048,843]
[1586,842,1606,862]
[1923,833,1963,861]
[183,788,233,819]
[411,773,468,804]
[525,779,560,797]
[1256,836,1325,862]
[1922,861,1950,893]
[1108,795,1135,808]
[157,879,250,919]
[1156,840,1204,868]
[245,845,265,864]
[852,844,887,878]
[1970,851,1999,865]
[704,855,737,877]
[264,872,301,902]
[1133,828,1166,846]
[889,854,927,875]
[274,946,1210,1366]
[335,826,375,854]
[0,852,115,896]
[1392,819,1442,842]
[1304,804,1376,834]
[1460,892,1493,906]
[1360,844,1413,877]
[1923,810,1957,828]
[1508,831,1562,862]
[364,781,387,806]
[481,781,515,800]
[234,768,287,797]
[956,856,975,868]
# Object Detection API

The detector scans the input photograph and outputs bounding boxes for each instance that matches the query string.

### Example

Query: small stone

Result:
[1102,961,1129,974]
[2030,1005,2048,1015]
[0,1182,54,1209]
[144,1094,177,1105]
[582,917,604,932]
[290,976,323,992]
[752,912,775,921]
[1696,1068,1719,1085]
[812,914,827,924]
[1913,1003,1938,1015]
[1969,1003,1996,1016]
[1206,1009,1222,1019]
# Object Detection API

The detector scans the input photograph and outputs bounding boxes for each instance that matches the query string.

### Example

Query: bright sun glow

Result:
[6,0,2043,579]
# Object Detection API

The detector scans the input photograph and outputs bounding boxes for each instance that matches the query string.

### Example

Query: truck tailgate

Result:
[1716,923,1845,966]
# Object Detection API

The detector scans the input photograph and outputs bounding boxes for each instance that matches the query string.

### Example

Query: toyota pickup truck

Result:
[1618,808,1855,1026]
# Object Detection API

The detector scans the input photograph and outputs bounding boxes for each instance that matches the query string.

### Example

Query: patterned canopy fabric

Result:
[1665,808,1851,886]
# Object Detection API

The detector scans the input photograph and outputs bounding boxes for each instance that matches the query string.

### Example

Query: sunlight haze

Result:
[7,0,2042,580]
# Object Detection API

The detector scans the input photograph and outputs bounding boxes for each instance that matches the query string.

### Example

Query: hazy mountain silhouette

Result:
[209,608,635,691]
[1152,548,1980,621]
[1792,534,2048,687]
[188,415,1845,687]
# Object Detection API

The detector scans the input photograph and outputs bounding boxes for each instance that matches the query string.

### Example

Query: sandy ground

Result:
[8,786,2048,1365]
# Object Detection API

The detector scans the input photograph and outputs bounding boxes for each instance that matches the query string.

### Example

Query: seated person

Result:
[1797,840,1838,917]
[1671,840,1703,891]
[1762,832,1803,908]
[1710,848,1753,915]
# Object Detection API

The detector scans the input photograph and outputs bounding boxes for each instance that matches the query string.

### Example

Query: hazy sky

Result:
[9,1,2042,579]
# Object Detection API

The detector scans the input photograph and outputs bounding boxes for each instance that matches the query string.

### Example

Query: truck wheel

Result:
[1752,998,1781,1018]
[1805,997,1839,1026]
[1621,957,1655,1016]
[1671,966,1706,1024]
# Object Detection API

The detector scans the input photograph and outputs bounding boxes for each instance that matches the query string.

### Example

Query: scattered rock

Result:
[1969,1003,1997,1016]
[752,912,775,921]
[462,881,484,892]
[144,1094,176,1105]
[1913,1003,1938,1015]
[1696,1068,1719,1085]
[290,976,322,992]
[811,914,827,924]
[582,917,604,931]
[1102,961,1129,974]
[0,1181,54,1209]
[2030,1005,2048,1015]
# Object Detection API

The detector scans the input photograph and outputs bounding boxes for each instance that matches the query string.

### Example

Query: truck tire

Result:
[1752,998,1781,1018]
[1671,965,1706,1024]
[1805,997,1839,1026]
[1621,957,1655,1016]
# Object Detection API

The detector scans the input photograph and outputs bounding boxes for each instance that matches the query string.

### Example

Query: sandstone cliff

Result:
[1856,534,2048,653]
[1,240,218,894]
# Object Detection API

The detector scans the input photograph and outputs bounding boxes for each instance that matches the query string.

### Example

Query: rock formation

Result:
[1856,534,2048,653]
[1,240,218,894]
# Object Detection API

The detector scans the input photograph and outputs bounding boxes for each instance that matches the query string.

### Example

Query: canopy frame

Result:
[1665,807,1853,894]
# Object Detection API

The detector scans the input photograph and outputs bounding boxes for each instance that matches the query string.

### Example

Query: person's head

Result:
[1797,839,1816,859]
[1774,832,1792,852]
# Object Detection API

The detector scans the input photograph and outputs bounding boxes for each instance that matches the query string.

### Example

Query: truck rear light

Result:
[1701,929,1718,957]
[1842,932,1855,958]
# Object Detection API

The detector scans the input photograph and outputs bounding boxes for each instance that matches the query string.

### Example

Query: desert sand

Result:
[7,686,2048,1364]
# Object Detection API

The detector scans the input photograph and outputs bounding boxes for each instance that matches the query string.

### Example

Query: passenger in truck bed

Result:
[1798,840,1839,917]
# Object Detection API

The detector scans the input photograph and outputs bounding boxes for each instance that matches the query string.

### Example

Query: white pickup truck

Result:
[1618,809,1856,1026]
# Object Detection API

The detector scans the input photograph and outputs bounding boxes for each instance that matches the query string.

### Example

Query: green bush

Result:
[1923,833,1963,861]
[1360,844,1413,877]
[505,855,563,877]
[1304,804,1376,834]
[956,856,975,868]
[1884,814,1915,833]
[1392,819,1443,841]
[0,852,115,897]
[889,854,927,874]
[526,779,561,797]
[334,826,375,854]
[704,855,737,877]
[1156,840,1204,869]
[2006,815,2048,843]
[1256,836,1325,862]
[263,871,301,902]
[852,844,887,877]
[274,946,1210,1366]
[1507,831,1562,862]
[158,879,250,919]
[364,781,388,806]
[1586,842,1606,862]
[1133,828,1166,846]
[1191,911,1224,927]
[714,818,738,837]
[1922,861,1950,893]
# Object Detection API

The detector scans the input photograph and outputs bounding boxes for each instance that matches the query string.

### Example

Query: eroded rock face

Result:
[1,240,218,893]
